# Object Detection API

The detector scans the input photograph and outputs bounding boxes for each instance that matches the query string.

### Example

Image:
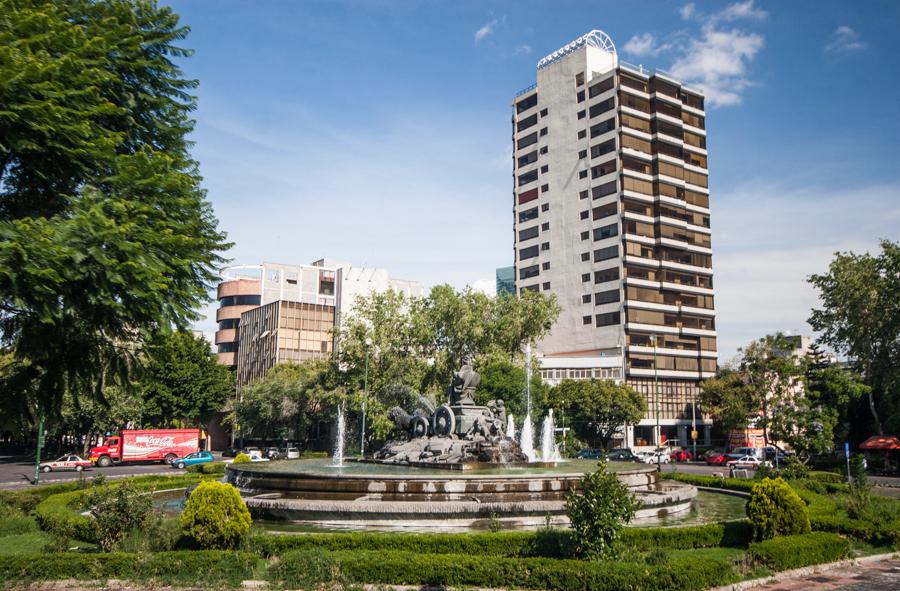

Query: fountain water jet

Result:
[520,414,535,462]
[332,404,346,467]
[541,410,561,461]
[506,414,515,438]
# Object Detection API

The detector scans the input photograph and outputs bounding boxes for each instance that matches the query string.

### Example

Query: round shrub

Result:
[232,453,251,464]
[746,477,810,540]
[180,481,251,549]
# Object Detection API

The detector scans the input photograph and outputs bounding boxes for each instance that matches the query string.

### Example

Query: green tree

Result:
[0,1,229,424]
[806,364,870,445]
[565,462,639,559]
[699,369,758,435]
[474,357,547,419]
[140,331,233,427]
[548,379,645,451]
[808,240,900,435]
[227,361,340,444]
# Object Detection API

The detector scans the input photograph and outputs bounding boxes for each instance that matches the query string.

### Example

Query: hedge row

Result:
[325,549,736,591]
[748,532,849,571]
[250,521,754,559]
[810,515,900,546]
[660,472,755,493]
[186,461,227,475]
[0,550,257,587]
[33,473,218,543]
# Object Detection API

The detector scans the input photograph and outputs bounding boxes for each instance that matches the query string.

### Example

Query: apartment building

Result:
[511,31,717,447]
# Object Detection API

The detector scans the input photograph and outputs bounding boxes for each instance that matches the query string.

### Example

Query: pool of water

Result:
[227,457,639,477]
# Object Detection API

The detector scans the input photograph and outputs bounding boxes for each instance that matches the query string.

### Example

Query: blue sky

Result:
[170,0,900,361]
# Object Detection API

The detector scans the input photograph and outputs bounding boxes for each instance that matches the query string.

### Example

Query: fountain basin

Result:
[225,458,697,530]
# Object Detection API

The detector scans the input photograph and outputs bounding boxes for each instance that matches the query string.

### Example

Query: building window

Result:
[541,184,549,192]
[517,132,538,149]
[517,151,538,168]
[518,170,538,186]
[540,242,550,251]
[517,113,538,132]
[596,311,621,327]
[589,97,615,118]
[577,130,586,139]
[518,206,538,223]
[594,266,619,283]
[519,245,539,259]
[583,315,592,325]
[593,223,619,241]
[581,252,590,261]
[581,231,590,240]
[516,93,537,113]
[542,262,550,270]
[541,203,549,212]
[579,189,589,199]
[542,282,551,290]
[577,110,586,119]
[582,294,592,304]
[577,90,585,102]
[589,75,615,97]
[591,159,617,179]
[593,245,619,262]
[539,127,548,136]
[579,170,587,179]
[582,273,591,282]
[541,222,549,231]
[575,72,584,86]
[580,210,589,220]
[540,108,548,117]
[540,164,549,173]
[540,146,548,154]
[592,180,617,199]
[518,226,539,241]
[591,139,616,159]
[595,289,621,305]
[590,117,616,138]
[519,264,539,280]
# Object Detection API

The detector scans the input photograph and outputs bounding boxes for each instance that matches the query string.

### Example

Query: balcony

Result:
[217,352,236,367]
[216,304,258,322]
[215,328,238,345]
[217,278,261,299]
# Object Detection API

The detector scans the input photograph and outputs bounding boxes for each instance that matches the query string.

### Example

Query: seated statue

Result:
[448,362,480,406]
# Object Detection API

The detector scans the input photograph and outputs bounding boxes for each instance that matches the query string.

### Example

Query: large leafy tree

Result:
[474,357,548,419]
[805,364,870,445]
[808,240,900,435]
[0,1,229,423]
[547,379,646,451]
[140,331,233,427]
[699,369,758,435]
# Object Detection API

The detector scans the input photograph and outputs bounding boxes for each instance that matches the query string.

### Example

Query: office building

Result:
[511,30,717,447]
[496,266,516,296]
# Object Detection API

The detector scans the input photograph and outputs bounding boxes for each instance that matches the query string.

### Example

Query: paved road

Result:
[0,455,225,489]
[742,557,900,590]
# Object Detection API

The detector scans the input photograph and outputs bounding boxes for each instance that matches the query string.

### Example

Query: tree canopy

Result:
[0,0,229,424]
[808,240,900,435]
[547,379,646,450]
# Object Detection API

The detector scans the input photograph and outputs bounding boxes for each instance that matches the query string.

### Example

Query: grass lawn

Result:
[0,532,51,555]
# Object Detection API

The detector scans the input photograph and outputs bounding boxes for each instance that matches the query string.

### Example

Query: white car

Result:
[40,454,92,472]
[639,451,670,464]
[284,447,300,459]
[726,455,772,470]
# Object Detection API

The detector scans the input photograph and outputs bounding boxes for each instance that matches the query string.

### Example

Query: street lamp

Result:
[650,334,661,473]
[361,336,372,456]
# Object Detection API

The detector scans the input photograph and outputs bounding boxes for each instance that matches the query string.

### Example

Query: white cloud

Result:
[474,19,497,43]
[712,181,900,358]
[469,278,497,297]
[623,33,660,57]
[711,0,768,24]
[824,26,868,54]
[669,27,764,106]
[679,3,696,20]
[514,44,532,55]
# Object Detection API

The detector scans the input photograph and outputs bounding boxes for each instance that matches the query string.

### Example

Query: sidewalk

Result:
[737,557,900,590]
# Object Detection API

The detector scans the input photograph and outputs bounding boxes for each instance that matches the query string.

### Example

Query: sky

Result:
[169,0,900,362]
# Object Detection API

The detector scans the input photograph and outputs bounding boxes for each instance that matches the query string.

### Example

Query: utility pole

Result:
[33,415,45,485]
[651,335,661,473]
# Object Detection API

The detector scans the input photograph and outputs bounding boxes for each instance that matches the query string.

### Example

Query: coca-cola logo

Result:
[136,436,176,447]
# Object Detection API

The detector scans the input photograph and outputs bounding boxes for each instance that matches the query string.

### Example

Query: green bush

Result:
[0,551,256,587]
[749,532,849,570]
[186,461,226,474]
[180,481,251,549]
[747,477,811,540]
[660,472,756,493]
[268,548,342,589]
[808,470,844,484]
[232,453,251,464]
[87,481,154,552]
[565,463,640,559]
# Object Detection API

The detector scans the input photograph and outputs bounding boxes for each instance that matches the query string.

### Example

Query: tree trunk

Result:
[866,363,883,435]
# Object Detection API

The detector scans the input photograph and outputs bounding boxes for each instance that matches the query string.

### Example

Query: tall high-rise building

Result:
[512,31,717,447]
[496,266,516,296]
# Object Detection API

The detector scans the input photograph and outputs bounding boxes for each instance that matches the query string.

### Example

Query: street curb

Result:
[708,551,900,591]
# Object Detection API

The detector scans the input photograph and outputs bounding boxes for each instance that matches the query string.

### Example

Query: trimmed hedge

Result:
[0,550,257,587]
[328,550,736,591]
[660,472,755,493]
[249,522,754,559]
[749,532,849,571]
[187,461,227,475]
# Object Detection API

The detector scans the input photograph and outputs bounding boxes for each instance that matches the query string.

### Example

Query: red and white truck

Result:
[89,429,202,467]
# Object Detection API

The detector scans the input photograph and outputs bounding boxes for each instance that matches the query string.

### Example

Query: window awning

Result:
[859,436,900,450]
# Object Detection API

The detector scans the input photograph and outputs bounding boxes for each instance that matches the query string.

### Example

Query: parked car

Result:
[263,447,281,460]
[39,454,91,473]
[706,453,730,466]
[640,450,670,464]
[576,448,603,460]
[671,449,693,462]
[242,446,262,457]
[605,449,643,462]
[171,451,215,469]
[280,447,301,460]
[703,448,726,460]
[726,455,772,470]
